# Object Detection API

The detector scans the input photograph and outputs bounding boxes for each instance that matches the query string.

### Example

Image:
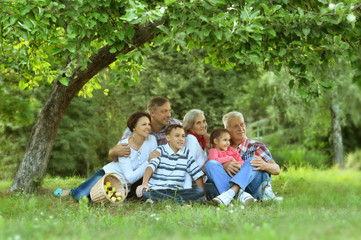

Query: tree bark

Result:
[10,23,160,193]
[330,91,344,168]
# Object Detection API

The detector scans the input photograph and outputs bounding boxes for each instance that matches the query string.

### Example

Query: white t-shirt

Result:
[183,134,208,188]
[103,135,157,187]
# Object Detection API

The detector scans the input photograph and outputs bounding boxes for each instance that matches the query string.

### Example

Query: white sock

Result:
[225,189,236,199]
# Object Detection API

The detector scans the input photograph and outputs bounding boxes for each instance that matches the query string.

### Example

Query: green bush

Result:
[271,145,329,169]
[345,149,361,170]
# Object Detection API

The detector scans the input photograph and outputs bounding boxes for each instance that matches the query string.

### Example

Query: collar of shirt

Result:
[163,143,186,156]
[237,137,249,152]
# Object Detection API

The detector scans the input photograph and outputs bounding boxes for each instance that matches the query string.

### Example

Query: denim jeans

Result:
[204,158,271,200]
[70,169,105,201]
[141,187,205,204]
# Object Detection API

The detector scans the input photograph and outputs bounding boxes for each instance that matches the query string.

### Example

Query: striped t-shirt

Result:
[147,144,204,190]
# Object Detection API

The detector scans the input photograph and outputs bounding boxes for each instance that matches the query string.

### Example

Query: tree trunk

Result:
[10,23,159,193]
[330,91,344,168]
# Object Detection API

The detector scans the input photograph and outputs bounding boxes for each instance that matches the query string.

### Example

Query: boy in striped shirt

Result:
[136,124,206,204]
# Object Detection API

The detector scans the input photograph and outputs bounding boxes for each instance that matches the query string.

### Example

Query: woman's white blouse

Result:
[183,134,208,188]
[103,135,157,187]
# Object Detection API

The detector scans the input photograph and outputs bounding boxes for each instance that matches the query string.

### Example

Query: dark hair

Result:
[127,111,151,132]
[165,124,184,135]
[147,96,170,111]
[210,128,230,148]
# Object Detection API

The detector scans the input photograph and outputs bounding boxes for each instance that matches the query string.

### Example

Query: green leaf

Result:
[251,34,262,41]
[235,51,242,59]
[298,8,304,16]
[120,12,137,21]
[117,54,129,62]
[302,28,310,36]
[67,43,76,53]
[109,47,117,53]
[214,31,223,40]
[125,25,135,38]
[165,0,177,5]
[18,21,32,31]
[267,28,276,37]
[279,48,287,57]
[59,77,69,86]
[52,47,63,55]
[157,25,170,34]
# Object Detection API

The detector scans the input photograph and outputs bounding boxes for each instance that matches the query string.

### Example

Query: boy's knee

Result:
[194,187,204,197]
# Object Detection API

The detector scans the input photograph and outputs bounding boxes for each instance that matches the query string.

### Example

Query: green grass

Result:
[1,168,361,240]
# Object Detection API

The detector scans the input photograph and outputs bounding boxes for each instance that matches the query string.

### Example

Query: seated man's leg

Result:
[230,158,271,200]
[204,160,232,194]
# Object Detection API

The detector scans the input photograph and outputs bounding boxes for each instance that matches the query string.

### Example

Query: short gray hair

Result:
[183,109,204,134]
[222,111,244,128]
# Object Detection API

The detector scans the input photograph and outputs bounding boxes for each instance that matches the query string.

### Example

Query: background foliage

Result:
[1,48,361,179]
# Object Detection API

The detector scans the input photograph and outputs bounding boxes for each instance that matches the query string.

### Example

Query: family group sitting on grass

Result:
[54,96,282,206]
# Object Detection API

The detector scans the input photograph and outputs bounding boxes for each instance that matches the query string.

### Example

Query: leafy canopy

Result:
[1,0,361,98]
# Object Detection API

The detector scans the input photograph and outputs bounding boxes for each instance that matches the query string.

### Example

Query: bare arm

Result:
[148,150,160,162]
[195,177,206,198]
[250,158,280,175]
[108,143,131,161]
[136,167,154,197]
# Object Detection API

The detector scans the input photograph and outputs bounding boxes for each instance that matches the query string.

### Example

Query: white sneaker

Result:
[238,191,255,205]
[261,187,283,201]
[212,192,234,206]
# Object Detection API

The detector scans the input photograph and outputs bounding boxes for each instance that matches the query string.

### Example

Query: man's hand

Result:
[136,184,149,197]
[222,161,242,177]
[148,150,160,162]
[250,156,280,175]
[250,156,267,171]
[109,143,131,161]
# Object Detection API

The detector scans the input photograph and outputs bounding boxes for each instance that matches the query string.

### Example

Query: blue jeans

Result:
[141,187,205,204]
[70,169,105,201]
[204,158,271,200]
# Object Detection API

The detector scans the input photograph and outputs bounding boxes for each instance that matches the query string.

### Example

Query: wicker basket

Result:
[90,172,128,204]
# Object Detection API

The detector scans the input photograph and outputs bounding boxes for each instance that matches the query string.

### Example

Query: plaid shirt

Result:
[236,137,273,162]
[119,118,182,146]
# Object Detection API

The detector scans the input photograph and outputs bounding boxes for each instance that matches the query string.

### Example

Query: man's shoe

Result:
[238,191,255,205]
[212,192,234,206]
[261,187,283,201]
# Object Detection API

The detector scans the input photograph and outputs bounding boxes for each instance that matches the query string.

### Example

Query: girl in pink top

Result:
[208,128,245,165]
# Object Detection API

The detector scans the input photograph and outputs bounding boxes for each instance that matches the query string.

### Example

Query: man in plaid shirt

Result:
[108,96,182,161]
[205,111,282,206]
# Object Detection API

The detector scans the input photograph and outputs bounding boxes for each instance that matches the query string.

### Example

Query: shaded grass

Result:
[1,168,361,240]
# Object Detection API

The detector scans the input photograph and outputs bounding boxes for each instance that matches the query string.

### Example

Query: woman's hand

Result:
[136,184,149,197]
[148,150,160,162]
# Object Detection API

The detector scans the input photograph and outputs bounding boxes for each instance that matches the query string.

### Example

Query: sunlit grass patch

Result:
[1,168,361,240]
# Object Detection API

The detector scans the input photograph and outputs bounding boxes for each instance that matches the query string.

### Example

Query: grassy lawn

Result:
[1,167,360,240]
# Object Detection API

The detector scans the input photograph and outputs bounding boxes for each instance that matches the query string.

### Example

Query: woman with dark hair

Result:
[54,111,158,201]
